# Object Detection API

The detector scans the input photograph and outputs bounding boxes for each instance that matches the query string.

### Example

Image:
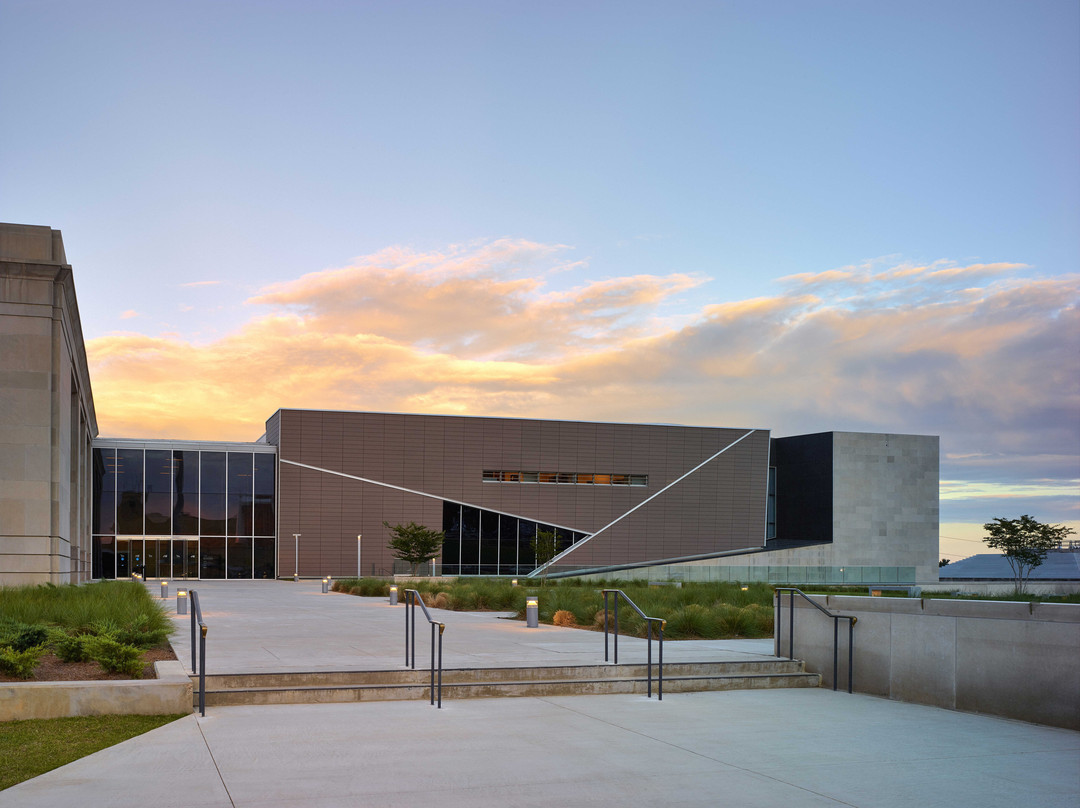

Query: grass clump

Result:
[0,581,174,681]
[332,577,775,639]
[0,714,185,791]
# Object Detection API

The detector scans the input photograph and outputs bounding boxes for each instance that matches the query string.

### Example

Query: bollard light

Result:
[389,585,398,606]
[176,590,188,615]
[161,581,169,598]
[511,579,518,587]
[526,595,539,628]
[322,577,329,594]
[741,585,749,591]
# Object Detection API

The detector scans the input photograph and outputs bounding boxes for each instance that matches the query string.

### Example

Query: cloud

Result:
[86,242,1080,530]
[119,310,138,319]
[180,280,222,287]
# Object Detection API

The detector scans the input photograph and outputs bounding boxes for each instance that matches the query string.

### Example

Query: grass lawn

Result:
[0,714,186,791]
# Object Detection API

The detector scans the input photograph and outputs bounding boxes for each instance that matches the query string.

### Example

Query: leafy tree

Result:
[982,515,1074,593]
[385,521,445,576]
[530,529,558,586]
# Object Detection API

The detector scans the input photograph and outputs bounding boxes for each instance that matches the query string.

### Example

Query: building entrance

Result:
[114,538,200,579]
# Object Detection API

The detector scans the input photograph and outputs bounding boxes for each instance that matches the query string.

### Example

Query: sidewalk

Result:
[2,580,1077,807]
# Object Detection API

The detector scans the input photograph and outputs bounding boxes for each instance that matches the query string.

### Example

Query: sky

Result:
[2,0,1077,562]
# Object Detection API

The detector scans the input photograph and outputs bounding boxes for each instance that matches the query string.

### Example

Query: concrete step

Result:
[193,660,821,706]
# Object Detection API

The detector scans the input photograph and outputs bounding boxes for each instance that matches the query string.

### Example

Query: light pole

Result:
[357,534,362,578]
[293,533,301,581]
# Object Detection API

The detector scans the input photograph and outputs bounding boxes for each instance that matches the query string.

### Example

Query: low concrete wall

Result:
[775,595,1080,730]
[0,661,192,721]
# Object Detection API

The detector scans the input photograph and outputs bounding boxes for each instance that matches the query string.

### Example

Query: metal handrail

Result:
[601,589,666,700]
[189,590,208,716]
[773,587,856,693]
[403,589,445,708]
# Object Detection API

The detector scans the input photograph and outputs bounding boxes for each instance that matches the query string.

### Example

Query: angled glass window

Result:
[144,450,172,536]
[173,451,200,535]
[115,449,144,534]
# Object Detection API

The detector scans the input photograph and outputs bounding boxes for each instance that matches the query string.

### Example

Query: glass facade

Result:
[440,501,589,576]
[91,444,276,580]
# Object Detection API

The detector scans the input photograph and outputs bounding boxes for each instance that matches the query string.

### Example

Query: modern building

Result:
[1,223,941,586]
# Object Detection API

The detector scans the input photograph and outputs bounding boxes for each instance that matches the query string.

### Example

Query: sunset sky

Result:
[2,1,1077,562]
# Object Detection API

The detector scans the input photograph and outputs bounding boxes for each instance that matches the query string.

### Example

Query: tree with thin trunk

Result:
[385,521,445,576]
[531,529,558,586]
[982,515,1073,594]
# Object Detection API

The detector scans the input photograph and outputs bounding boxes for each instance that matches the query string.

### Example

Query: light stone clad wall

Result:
[0,223,97,585]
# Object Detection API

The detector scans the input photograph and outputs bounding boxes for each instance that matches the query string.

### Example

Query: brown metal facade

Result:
[268,409,770,578]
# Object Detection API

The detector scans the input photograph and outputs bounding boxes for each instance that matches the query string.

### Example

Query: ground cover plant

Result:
[0,714,185,791]
[331,577,775,639]
[0,581,174,681]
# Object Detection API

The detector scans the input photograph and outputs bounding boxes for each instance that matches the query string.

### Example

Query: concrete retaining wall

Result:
[775,594,1080,730]
[0,661,192,721]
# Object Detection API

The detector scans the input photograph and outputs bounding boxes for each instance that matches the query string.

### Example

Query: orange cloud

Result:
[86,242,1079,520]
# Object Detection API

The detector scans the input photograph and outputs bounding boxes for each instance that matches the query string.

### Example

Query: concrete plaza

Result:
[1,580,1077,807]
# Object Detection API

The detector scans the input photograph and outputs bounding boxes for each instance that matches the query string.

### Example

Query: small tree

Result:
[983,515,1074,594]
[530,529,558,586]
[385,521,445,576]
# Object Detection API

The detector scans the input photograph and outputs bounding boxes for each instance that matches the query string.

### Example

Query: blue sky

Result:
[2,1,1077,560]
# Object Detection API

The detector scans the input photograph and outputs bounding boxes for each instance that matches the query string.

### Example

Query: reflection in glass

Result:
[441,502,461,576]
[92,449,116,534]
[499,514,517,576]
[479,511,499,575]
[227,452,253,536]
[201,537,225,579]
[200,452,226,536]
[144,450,172,535]
[460,506,479,576]
[116,539,129,578]
[173,451,199,535]
[227,537,253,578]
[254,454,275,536]
[116,449,144,534]
[253,538,275,579]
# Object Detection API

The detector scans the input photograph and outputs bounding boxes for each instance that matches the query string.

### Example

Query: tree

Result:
[385,521,445,576]
[939,558,950,567]
[982,515,1074,594]
[530,529,558,586]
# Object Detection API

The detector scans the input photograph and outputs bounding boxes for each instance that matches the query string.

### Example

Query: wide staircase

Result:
[193,659,819,707]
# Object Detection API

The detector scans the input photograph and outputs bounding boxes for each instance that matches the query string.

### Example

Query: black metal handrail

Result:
[601,589,665,700]
[403,589,445,708]
[189,590,208,716]
[773,587,856,693]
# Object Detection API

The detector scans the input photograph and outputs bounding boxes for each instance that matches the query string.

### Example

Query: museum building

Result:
[1,223,941,587]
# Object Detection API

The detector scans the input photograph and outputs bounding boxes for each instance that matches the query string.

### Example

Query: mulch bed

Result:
[0,646,178,683]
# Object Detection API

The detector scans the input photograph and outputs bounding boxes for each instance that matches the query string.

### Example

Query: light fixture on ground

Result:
[176,590,188,615]
[389,585,398,605]
[322,577,329,594]
[511,579,518,586]
[526,595,539,628]
[160,581,169,598]
[293,533,301,581]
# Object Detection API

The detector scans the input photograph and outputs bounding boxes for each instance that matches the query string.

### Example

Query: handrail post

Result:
[652,617,660,699]
[774,589,780,658]
[190,595,197,674]
[788,589,794,660]
[833,617,839,691]
[404,590,410,667]
[437,624,444,708]
[603,590,609,662]
[848,618,854,694]
[613,595,619,665]
[198,623,206,717]
[411,593,417,670]
[430,622,436,706]
[647,619,653,699]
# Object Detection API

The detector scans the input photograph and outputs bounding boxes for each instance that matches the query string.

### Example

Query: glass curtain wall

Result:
[91,445,276,580]
[440,502,588,576]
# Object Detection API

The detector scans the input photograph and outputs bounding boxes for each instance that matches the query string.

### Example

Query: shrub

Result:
[0,645,47,679]
[552,610,577,627]
[717,605,754,637]
[433,592,451,609]
[53,633,93,663]
[84,636,144,678]
[0,622,49,652]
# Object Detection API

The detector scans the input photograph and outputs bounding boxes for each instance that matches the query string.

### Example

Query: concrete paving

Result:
[3,580,1078,807]
[166,579,780,674]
